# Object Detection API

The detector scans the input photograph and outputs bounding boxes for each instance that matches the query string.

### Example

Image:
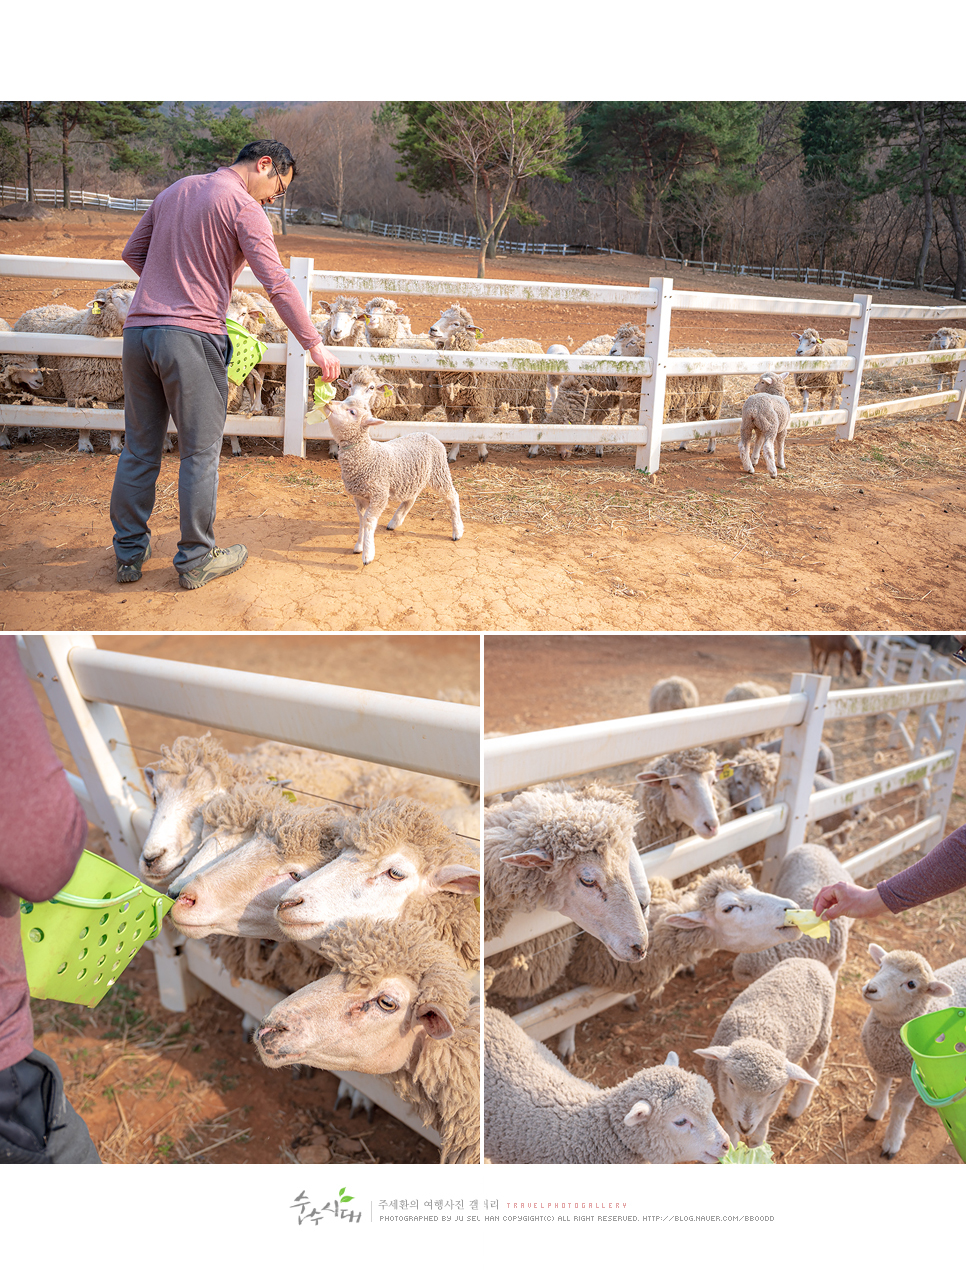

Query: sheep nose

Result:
[630,943,646,960]
[738,1121,752,1134]
[277,897,303,912]
[174,892,195,909]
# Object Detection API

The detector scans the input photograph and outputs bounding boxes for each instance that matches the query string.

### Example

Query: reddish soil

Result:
[484,634,966,1165]
[2,210,963,632]
[30,633,479,1165]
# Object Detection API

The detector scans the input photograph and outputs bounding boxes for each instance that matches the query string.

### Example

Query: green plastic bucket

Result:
[901,1006,966,1163]
[225,317,266,386]
[20,850,174,1009]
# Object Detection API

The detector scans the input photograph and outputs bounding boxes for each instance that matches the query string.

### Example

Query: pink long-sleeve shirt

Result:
[0,637,88,1069]
[877,822,966,913]
[122,166,321,350]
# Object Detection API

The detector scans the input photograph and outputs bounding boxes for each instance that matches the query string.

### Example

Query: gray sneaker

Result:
[179,544,248,590]
[116,540,151,584]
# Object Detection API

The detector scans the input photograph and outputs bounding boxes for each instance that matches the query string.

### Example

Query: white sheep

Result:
[273,797,480,970]
[428,304,546,462]
[319,394,463,565]
[731,843,853,986]
[12,284,136,454]
[925,327,966,391]
[254,917,481,1163]
[723,753,862,848]
[363,297,430,349]
[0,316,44,449]
[312,295,367,348]
[793,328,848,412]
[649,676,700,713]
[484,1006,730,1164]
[716,681,782,757]
[634,747,733,852]
[858,942,966,1159]
[740,372,791,478]
[694,959,836,1147]
[542,333,623,460]
[610,325,725,454]
[483,781,649,1002]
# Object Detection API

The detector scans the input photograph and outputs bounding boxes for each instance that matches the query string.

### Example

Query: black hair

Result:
[234,140,297,180]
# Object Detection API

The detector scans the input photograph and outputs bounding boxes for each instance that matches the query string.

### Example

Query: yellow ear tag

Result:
[783,909,831,940]
[91,302,101,314]
[383,386,392,400]
[719,765,735,780]
[474,896,481,913]
[475,329,483,341]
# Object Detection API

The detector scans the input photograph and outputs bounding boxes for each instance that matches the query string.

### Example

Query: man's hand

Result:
[813,880,888,921]
[308,342,340,381]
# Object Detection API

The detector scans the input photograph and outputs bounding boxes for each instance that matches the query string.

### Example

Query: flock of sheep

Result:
[483,666,966,1165]
[135,730,481,1164]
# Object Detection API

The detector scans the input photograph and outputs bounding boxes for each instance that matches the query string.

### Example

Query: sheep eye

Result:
[288,871,302,881]
[376,995,397,1012]
[673,1117,690,1128]
[385,867,406,881]
[722,904,737,914]
[579,875,597,888]
[906,980,917,989]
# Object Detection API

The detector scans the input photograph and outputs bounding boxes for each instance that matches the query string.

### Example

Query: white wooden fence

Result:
[17,632,481,1146]
[482,672,966,1044]
[2,253,965,473]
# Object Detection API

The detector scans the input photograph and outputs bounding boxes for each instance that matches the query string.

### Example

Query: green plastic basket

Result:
[225,317,266,386]
[20,850,174,1009]
[901,1006,966,1163]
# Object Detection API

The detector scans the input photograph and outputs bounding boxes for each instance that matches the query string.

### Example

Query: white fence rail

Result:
[482,672,966,1044]
[661,254,961,299]
[2,253,965,472]
[17,632,482,1146]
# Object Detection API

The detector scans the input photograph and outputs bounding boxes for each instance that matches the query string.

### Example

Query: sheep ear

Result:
[636,770,665,787]
[663,909,711,930]
[361,416,384,430]
[500,847,554,871]
[623,1099,653,1126]
[414,1002,455,1041]
[430,864,480,895]
[927,979,954,998]
[335,378,351,390]
[143,766,157,797]
[693,1045,730,1062]
[785,1060,819,1086]
[868,942,887,965]
[664,1051,679,1066]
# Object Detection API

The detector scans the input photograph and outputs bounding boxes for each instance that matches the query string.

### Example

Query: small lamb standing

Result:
[484,1006,730,1164]
[792,328,849,412]
[859,942,966,1159]
[694,959,836,1147]
[319,395,463,565]
[740,372,791,478]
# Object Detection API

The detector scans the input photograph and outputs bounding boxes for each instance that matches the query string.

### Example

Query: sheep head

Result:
[636,748,726,840]
[616,1054,731,1164]
[694,1037,816,1147]
[860,943,953,1024]
[660,866,800,954]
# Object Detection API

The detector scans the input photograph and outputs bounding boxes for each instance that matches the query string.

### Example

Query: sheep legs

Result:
[785,1047,827,1120]
[352,493,386,565]
[876,1075,918,1160]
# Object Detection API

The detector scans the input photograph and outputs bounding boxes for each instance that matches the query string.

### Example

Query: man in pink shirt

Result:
[110,140,340,589]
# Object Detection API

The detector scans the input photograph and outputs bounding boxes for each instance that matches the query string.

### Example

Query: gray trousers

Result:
[0,1049,101,1164]
[111,325,230,572]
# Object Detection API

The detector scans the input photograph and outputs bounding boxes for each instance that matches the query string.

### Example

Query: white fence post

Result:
[283,255,313,458]
[948,348,966,424]
[637,276,672,473]
[758,672,830,892]
[837,293,872,441]
[924,689,966,852]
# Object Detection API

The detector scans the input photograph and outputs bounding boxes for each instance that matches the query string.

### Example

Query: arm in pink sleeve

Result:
[121,205,156,277]
[0,638,87,902]
[877,823,966,913]
[233,203,323,350]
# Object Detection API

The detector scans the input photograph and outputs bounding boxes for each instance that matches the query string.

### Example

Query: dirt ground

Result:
[483,634,966,1165]
[1,210,963,632]
[29,632,480,1165]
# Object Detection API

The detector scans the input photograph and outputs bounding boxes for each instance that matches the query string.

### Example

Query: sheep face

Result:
[794,329,822,357]
[663,884,801,954]
[323,297,363,341]
[166,818,266,898]
[168,830,324,939]
[429,305,480,343]
[695,1038,816,1147]
[2,360,44,392]
[254,968,454,1074]
[274,844,479,940]
[140,765,235,886]
[619,1055,731,1164]
[636,764,723,840]
[860,943,953,1024]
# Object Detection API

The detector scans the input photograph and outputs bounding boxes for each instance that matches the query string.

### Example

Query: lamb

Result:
[138,732,473,887]
[543,333,623,460]
[254,918,481,1163]
[723,753,863,847]
[719,681,781,756]
[338,364,438,427]
[792,327,849,412]
[634,747,733,853]
[808,633,864,678]
[273,797,480,970]
[312,296,367,348]
[858,942,966,1159]
[318,394,463,565]
[428,304,546,462]
[363,297,432,349]
[564,862,801,1005]
[694,959,836,1146]
[0,316,44,449]
[731,843,854,986]
[12,284,137,454]
[925,327,966,391]
[740,372,791,478]
[610,325,725,454]
[483,781,649,1002]
[649,676,699,713]
[484,1006,730,1163]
